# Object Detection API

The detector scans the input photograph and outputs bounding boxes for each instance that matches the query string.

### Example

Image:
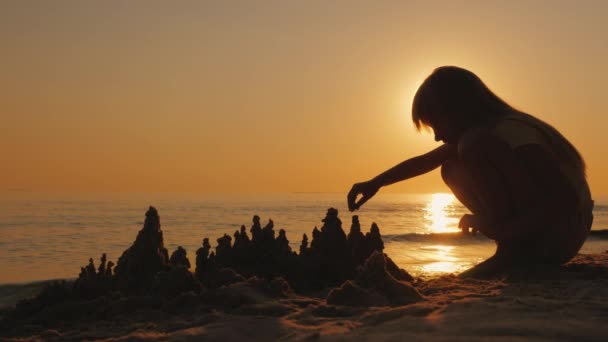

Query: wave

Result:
[384,232,490,244]
[384,229,608,244]
[589,229,608,238]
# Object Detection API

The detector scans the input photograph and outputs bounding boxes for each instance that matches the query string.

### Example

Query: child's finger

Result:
[355,195,370,210]
[349,187,365,209]
[347,189,358,211]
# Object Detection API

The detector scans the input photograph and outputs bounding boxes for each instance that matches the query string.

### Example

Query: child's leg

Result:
[457,128,542,223]
[441,158,483,214]
[444,128,543,232]
[441,128,547,277]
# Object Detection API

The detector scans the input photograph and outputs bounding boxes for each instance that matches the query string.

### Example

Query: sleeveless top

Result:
[492,112,592,208]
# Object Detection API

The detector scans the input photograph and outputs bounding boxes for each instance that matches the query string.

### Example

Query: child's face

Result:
[426,111,466,145]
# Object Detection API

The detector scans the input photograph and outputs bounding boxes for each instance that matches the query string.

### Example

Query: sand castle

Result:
[3,206,608,340]
[0,206,423,337]
[113,206,170,293]
[193,207,410,292]
[105,206,417,295]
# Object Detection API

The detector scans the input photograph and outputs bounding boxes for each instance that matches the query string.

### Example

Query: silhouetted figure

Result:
[347,66,593,278]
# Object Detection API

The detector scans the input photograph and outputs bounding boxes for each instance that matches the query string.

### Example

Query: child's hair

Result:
[412,66,513,131]
[412,66,586,175]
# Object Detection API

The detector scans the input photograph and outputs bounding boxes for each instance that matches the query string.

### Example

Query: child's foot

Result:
[458,254,507,279]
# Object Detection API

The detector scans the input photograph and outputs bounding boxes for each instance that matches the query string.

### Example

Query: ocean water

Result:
[1,192,607,284]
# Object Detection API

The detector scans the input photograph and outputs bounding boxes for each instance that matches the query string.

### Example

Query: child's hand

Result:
[347,179,381,211]
[459,214,490,237]
[458,214,478,234]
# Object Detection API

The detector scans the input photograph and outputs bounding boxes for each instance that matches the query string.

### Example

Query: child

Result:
[347,66,593,277]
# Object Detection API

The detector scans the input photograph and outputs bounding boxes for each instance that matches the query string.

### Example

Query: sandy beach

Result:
[3,1,608,340]
[2,206,608,341]
[1,251,607,341]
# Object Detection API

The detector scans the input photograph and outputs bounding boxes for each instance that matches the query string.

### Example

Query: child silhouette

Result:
[347,66,593,277]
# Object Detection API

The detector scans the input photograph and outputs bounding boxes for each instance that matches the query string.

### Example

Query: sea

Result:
[1,192,607,284]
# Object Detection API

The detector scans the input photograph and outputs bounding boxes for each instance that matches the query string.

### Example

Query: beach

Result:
[3,1,608,340]
[2,201,608,341]
[1,252,607,341]
[2,193,608,283]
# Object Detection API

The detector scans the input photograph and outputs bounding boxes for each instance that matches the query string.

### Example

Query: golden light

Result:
[420,245,459,273]
[404,75,426,113]
[424,193,459,233]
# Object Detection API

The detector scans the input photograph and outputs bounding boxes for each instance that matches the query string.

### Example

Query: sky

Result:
[1,1,607,196]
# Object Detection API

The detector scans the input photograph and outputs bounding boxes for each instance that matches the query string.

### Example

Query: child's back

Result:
[493,111,590,206]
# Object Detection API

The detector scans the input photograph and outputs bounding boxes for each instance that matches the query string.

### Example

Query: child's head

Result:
[412,66,514,143]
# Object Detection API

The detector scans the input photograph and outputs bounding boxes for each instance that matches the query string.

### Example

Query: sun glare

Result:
[420,245,458,273]
[424,193,459,233]
[416,193,475,274]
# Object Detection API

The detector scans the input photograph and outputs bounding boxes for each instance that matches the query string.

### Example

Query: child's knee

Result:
[441,157,476,188]
[440,158,461,185]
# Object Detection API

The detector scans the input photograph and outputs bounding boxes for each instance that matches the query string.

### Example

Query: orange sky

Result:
[1,1,607,196]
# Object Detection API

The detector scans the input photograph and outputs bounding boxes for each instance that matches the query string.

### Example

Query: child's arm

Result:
[348,143,456,211]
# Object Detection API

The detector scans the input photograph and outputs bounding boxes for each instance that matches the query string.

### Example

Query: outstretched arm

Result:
[348,144,455,211]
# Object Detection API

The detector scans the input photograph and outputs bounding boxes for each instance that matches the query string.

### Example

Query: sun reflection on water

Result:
[424,193,459,233]
[419,245,463,273]
[419,193,468,274]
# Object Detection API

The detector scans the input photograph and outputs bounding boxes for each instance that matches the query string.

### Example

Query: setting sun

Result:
[1,2,607,339]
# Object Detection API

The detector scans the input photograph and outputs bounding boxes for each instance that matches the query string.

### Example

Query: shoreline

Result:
[2,206,608,340]
[2,251,607,340]
[1,229,607,287]
[0,279,71,311]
